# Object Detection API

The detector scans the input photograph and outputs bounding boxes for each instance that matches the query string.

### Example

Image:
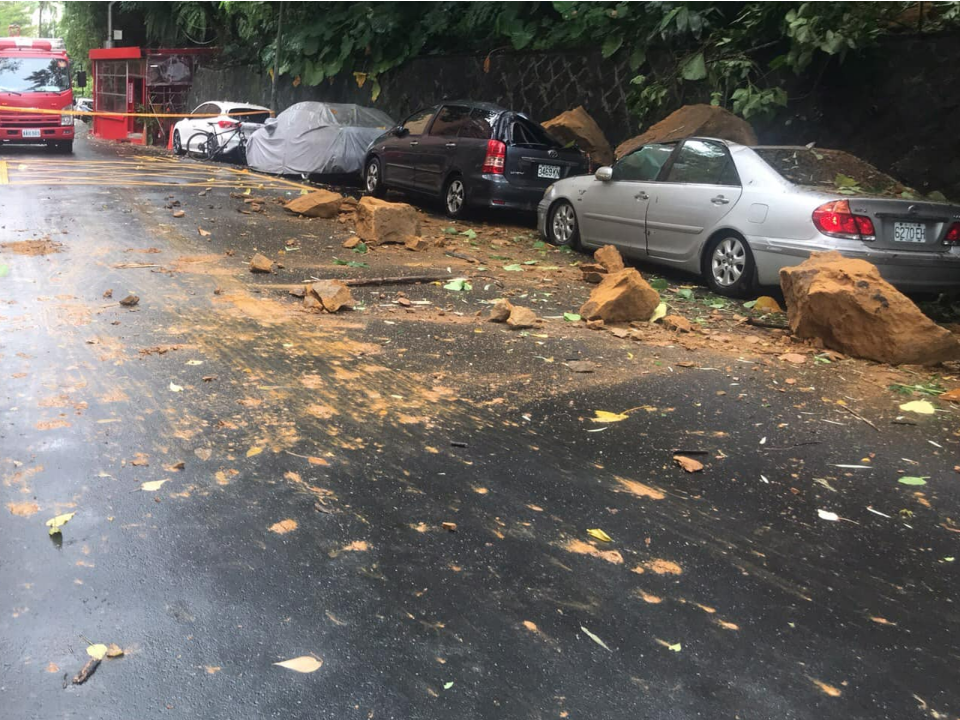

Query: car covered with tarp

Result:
[245,101,394,176]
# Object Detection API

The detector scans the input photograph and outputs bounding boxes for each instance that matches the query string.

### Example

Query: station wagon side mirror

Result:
[75,70,87,89]
[595,166,613,181]
[392,125,408,138]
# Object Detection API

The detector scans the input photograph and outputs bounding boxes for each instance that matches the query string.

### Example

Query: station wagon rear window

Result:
[508,117,561,149]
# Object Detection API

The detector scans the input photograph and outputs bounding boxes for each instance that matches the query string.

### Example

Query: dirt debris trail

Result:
[0,136,959,720]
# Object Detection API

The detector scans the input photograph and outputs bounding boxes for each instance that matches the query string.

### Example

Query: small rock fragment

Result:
[488,300,513,323]
[404,236,431,251]
[342,236,361,249]
[172,209,185,218]
[308,280,354,313]
[674,455,704,473]
[119,294,139,307]
[249,253,273,273]
[506,305,538,329]
[442,522,457,532]
[662,314,694,333]
[567,360,596,373]
[580,268,659,323]
[283,189,343,218]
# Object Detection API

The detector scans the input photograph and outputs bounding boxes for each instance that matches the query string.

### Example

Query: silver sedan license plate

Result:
[537,164,560,180]
[893,222,925,243]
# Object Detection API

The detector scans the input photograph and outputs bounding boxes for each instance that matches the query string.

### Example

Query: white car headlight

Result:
[61,104,74,126]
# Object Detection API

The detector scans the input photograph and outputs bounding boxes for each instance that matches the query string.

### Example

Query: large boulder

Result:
[780,251,960,365]
[542,106,614,167]
[579,268,660,323]
[284,189,343,218]
[355,197,422,246]
[615,104,757,159]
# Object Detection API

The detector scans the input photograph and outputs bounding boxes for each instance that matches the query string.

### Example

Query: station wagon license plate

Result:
[537,164,560,180]
[893,222,925,243]
[21,129,40,138]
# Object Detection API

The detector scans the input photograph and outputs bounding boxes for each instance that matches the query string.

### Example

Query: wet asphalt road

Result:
[1,135,959,720]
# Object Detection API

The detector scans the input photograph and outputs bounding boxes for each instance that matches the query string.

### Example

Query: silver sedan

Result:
[538,137,960,296]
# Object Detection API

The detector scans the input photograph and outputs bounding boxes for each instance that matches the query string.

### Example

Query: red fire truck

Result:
[0,37,79,153]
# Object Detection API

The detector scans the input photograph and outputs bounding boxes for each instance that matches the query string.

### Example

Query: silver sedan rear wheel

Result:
[549,201,579,247]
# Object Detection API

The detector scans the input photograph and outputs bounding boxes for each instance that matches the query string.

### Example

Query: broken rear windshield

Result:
[754,147,904,195]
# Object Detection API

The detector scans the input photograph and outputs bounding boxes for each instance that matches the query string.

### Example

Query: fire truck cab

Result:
[0,37,76,153]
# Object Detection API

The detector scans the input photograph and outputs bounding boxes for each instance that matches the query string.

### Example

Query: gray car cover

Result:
[246,101,394,175]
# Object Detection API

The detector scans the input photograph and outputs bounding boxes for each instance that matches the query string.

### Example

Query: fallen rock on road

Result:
[356,197,422,246]
[284,189,343,218]
[250,253,274,273]
[580,268,660,323]
[306,280,354,313]
[594,245,625,273]
[780,251,960,365]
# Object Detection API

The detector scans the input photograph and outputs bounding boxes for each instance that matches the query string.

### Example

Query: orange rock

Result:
[594,245,625,273]
[355,197,422,245]
[780,251,960,365]
[579,268,660,323]
[616,104,756,159]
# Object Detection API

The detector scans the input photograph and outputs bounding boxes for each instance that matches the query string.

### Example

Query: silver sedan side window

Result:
[665,139,740,186]
[612,144,674,181]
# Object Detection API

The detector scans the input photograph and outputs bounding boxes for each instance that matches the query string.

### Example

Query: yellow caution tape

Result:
[0,105,273,119]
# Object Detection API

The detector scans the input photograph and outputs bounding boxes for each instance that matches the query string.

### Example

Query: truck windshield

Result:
[0,57,70,93]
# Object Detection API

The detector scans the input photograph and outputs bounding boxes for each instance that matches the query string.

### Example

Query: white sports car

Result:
[172,100,271,160]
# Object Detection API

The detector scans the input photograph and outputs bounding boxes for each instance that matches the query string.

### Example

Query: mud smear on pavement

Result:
[1,237,63,255]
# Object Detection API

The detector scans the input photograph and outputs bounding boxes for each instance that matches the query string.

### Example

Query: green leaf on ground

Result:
[677,288,694,300]
[352,242,368,254]
[898,476,929,486]
[742,299,757,309]
[649,278,668,291]
[443,279,472,292]
[459,229,477,239]
[0,264,9,278]
[443,681,454,690]
[522,260,538,265]
[333,258,368,268]
[563,313,581,322]
[503,264,524,272]
[533,240,546,249]
[441,227,458,234]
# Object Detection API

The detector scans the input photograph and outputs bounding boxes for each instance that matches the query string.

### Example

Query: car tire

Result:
[443,175,467,218]
[547,200,580,249]
[365,157,385,198]
[703,233,755,297]
[173,130,184,156]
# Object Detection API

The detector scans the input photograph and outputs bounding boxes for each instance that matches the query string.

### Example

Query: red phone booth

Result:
[89,46,215,145]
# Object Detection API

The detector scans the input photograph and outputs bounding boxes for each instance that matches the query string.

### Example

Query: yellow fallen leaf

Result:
[269,519,298,535]
[590,410,629,423]
[246,446,263,458]
[87,643,108,660]
[140,479,168,492]
[649,302,667,323]
[273,656,322,673]
[45,512,75,535]
[899,400,935,415]
[753,295,783,313]
[169,382,183,392]
[586,528,613,543]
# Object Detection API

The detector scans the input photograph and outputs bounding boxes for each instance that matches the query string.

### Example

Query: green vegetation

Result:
[58,2,960,125]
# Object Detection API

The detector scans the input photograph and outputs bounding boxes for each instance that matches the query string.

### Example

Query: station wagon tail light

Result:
[482,139,506,174]
[217,120,240,129]
[812,200,876,241]
[944,222,960,245]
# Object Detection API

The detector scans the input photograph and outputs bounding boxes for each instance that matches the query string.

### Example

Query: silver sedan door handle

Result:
[711,195,730,205]
[445,142,457,149]
[635,191,649,200]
